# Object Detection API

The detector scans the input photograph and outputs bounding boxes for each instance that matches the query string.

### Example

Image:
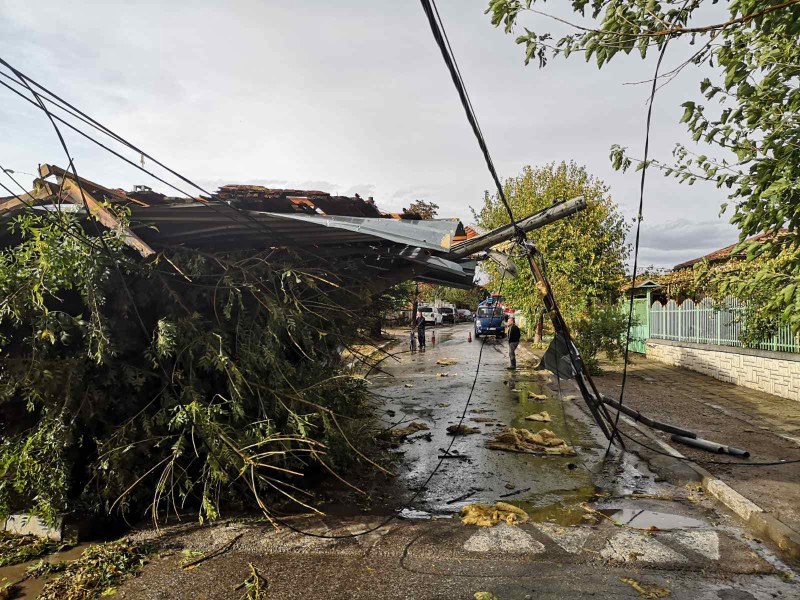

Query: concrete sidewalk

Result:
[591,353,800,545]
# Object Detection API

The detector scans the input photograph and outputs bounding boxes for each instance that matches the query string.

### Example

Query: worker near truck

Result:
[507,316,520,370]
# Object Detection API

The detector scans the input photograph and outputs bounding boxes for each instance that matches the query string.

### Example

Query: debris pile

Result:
[486,428,575,456]
[460,502,529,527]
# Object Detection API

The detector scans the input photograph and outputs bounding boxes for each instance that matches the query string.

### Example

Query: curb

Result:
[517,342,800,562]
[622,415,800,562]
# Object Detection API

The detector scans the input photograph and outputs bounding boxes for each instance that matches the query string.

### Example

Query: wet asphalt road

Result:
[373,322,662,518]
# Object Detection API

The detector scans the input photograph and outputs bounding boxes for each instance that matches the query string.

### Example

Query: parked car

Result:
[417,306,441,326]
[457,308,472,322]
[438,307,455,324]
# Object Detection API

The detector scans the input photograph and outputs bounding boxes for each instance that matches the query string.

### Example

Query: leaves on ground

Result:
[446,424,480,436]
[620,577,670,599]
[524,411,551,422]
[435,358,458,366]
[391,422,429,440]
[460,502,529,527]
[436,372,457,377]
[474,593,500,600]
[0,533,64,567]
[37,539,152,600]
[486,428,575,456]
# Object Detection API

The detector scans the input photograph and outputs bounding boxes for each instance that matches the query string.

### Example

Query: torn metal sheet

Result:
[264,213,460,251]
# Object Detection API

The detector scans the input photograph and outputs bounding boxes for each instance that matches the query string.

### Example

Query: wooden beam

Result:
[60,178,156,258]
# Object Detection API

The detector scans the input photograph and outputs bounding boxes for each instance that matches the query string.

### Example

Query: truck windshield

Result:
[477,307,503,318]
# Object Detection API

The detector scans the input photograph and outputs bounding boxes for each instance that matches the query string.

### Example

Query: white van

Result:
[417,305,442,326]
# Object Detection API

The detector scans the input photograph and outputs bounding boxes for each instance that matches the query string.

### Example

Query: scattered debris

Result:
[460,502,529,527]
[524,411,551,422]
[528,391,548,400]
[436,372,457,377]
[0,532,65,567]
[471,416,496,423]
[404,383,414,388]
[499,487,532,499]
[446,489,480,505]
[474,593,500,600]
[436,358,458,366]
[234,562,268,600]
[391,422,430,440]
[182,534,244,571]
[410,431,433,442]
[504,483,515,490]
[620,577,671,599]
[486,428,575,456]
[37,539,152,600]
[447,424,481,436]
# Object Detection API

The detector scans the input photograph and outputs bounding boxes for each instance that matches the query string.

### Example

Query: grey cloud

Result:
[342,184,376,198]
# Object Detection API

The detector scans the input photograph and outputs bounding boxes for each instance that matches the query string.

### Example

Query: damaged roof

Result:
[1,164,585,291]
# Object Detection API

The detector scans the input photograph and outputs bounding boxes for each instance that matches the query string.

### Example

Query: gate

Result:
[627,297,649,354]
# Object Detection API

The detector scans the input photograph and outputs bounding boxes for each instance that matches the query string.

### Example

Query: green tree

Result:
[486,0,800,335]
[474,162,629,372]
[402,200,440,220]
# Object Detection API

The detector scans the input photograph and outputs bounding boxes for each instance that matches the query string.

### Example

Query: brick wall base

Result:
[646,339,800,402]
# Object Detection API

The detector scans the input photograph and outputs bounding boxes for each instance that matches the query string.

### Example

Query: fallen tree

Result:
[0,208,383,525]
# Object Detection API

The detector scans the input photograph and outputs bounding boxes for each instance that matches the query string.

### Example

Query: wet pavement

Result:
[375,323,672,520]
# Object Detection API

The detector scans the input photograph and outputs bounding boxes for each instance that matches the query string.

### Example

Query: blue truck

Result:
[474,295,506,339]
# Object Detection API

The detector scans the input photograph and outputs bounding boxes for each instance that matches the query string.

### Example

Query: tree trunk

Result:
[370,316,383,339]
[534,313,544,344]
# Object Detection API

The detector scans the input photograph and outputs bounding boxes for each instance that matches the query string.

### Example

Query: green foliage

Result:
[473,162,629,358]
[37,539,152,600]
[574,304,630,375]
[0,210,380,524]
[487,0,800,333]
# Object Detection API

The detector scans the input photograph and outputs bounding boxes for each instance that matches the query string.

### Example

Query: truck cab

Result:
[474,297,506,338]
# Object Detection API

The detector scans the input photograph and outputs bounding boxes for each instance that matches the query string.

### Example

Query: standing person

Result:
[414,311,427,351]
[507,316,521,370]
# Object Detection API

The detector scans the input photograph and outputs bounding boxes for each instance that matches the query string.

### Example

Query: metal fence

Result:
[649,297,800,353]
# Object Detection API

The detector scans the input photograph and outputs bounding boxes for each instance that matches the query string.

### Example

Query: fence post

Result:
[716,304,721,346]
[695,304,700,343]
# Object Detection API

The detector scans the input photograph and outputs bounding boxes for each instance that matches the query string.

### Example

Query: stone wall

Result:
[646,338,800,402]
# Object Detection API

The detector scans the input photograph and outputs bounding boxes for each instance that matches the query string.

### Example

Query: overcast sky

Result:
[0,0,740,268]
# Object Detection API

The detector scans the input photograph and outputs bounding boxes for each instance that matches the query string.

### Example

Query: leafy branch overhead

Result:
[487,0,800,334]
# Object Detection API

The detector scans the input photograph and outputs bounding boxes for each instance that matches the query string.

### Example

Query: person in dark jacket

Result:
[507,316,521,370]
[414,311,427,351]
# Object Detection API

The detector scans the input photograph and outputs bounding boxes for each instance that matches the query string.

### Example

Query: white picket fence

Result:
[649,296,800,353]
